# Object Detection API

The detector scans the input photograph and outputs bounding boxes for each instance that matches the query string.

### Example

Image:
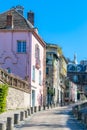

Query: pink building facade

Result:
[69,81,77,102]
[0,6,46,107]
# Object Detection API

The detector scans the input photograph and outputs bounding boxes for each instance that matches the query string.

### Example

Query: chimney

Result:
[15,5,24,15]
[27,11,34,25]
[7,12,13,29]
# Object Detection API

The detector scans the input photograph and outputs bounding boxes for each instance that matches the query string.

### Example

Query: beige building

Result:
[59,55,68,105]
[46,43,67,106]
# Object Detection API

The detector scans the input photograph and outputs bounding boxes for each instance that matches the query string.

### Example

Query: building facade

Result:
[59,55,67,105]
[0,6,46,107]
[67,59,87,100]
[46,43,63,106]
[65,79,77,103]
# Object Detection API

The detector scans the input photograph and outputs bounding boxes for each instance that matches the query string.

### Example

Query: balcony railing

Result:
[0,68,30,93]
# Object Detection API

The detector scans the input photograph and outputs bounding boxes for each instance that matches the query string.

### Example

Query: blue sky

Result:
[0,0,87,63]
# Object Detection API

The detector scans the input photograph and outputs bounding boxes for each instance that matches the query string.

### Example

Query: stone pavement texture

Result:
[15,105,87,130]
[0,109,24,123]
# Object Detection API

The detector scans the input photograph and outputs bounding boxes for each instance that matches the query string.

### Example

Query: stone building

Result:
[46,43,66,106]
[65,78,77,104]
[0,5,46,107]
[67,58,87,100]
[59,55,67,105]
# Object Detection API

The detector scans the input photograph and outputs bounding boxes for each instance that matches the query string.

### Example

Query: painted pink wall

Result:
[0,30,45,106]
[31,34,44,106]
[0,31,31,79]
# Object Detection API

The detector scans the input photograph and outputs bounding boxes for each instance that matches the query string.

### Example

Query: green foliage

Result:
[57,47,62,55]
[0,84,8,113]
[47,88,55,96]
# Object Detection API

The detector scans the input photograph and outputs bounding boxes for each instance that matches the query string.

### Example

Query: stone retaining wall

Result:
[72,101,87,128]
[0,68,31,110]
[7,87,30,110]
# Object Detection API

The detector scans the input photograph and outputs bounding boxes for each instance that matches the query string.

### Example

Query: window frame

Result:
[17,40,26,53]
[39,70,41,85]
[32,66,35,82]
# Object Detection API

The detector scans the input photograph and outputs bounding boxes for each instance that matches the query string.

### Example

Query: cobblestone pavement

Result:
[15,105,87,130]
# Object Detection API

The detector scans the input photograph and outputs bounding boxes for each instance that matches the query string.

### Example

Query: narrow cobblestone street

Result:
[15,105,86,130]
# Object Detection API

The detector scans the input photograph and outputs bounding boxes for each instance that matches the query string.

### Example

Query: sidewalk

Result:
[0,109,24,123]
[14,105,86,130]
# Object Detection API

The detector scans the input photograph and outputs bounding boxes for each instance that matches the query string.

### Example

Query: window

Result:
[32,66,35,81]
[46,67,49,75]
[35,44,40,69]
[35,44,40,60]
[6,67,11,73]
[39,70,41,85]
[17,41,26,53]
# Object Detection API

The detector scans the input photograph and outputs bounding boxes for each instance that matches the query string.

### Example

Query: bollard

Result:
[14,114,20,124]
[34,106,37,112]
[31,107,34,114]
[7,117,14,130]
[27,108,31,116]
[25,111,28,118]
[38,106,41,111]
[43,105,46,110]
[0,123,6,130]
[20,111,24,121]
